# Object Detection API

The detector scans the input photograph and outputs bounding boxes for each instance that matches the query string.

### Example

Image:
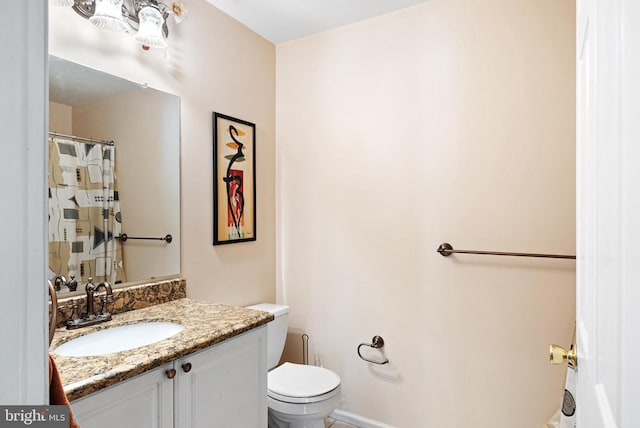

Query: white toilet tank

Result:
[247,303,289,369]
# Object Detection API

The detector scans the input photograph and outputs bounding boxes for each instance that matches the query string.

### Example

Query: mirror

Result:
[48,55,180,296]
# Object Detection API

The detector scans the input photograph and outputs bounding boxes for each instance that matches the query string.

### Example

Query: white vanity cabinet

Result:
[71,363,174,427]
[71,326,267,428]
[173,325,267,427]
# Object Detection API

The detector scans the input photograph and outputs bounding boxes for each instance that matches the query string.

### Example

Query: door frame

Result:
[0,1,49,404]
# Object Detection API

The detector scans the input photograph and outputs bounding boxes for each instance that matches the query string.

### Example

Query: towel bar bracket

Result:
[438,243,454,257]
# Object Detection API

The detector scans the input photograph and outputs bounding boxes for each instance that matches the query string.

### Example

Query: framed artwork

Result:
[212,112,256,245]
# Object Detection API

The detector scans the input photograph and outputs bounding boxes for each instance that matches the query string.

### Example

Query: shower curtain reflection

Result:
[48,137,126,291]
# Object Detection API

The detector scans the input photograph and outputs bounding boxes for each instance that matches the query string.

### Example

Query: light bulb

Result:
[50,0,75,6]
[89,0,128,33]
[134,6,168,49]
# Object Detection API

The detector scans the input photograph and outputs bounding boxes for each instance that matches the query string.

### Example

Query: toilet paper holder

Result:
[357,335,389,365]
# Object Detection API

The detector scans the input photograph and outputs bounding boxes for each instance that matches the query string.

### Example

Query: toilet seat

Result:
[268,363,341,404]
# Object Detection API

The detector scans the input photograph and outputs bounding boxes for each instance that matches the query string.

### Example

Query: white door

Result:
[576,0,640,427]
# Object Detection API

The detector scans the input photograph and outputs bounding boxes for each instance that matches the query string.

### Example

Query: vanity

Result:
[51,297,273,427]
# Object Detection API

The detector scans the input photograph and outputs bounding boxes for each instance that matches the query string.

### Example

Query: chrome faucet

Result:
[66,277,114,329]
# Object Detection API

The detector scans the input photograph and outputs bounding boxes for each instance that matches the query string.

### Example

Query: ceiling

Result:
[49,56,137,107]
[204,0,433,44]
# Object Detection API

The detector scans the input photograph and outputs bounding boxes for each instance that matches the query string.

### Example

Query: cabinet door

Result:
[174,326,267,428]
[71,364,174,428]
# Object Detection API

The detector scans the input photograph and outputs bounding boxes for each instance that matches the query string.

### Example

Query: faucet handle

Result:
[67,275,78,292]
[59,302,80,325]
[98,295,113,315]
[85,277,96,293]
[71,302,79,318]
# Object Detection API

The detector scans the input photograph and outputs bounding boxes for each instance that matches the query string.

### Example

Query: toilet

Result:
[248,303,341,428]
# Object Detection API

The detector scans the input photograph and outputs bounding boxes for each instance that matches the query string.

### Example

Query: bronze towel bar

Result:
[437,243,576,260]
[117,233,173,243]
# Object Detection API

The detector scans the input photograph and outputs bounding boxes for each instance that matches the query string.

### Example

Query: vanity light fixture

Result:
[50,0,75,6]
[50,0,187,50]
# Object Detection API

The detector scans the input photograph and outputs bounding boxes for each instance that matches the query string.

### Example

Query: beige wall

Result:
[50,0,576,425]
[49,102,72,134]
[276,0,576,427]
[49,0,276,305]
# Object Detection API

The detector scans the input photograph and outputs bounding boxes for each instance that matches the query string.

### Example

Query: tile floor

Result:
[325,417,358,428]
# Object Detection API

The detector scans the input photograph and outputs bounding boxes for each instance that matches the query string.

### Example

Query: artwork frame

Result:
[212,112,257,245]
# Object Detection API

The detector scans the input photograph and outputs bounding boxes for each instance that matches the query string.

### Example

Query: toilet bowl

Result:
[268,362,341,428]
[247,304,342,428]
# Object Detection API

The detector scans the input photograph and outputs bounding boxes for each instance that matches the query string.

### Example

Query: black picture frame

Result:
[212,112,257,245]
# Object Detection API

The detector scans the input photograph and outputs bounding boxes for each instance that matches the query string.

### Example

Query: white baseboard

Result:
[330,409,396,428]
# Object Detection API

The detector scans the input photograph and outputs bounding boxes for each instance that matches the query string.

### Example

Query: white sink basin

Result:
[54,322,184,357]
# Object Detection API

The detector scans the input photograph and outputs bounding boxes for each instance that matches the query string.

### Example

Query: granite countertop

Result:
[50,298,273,401]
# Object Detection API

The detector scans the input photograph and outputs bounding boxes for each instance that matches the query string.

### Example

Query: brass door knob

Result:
[182,363,192,373]
[166,368,177,379]
[549,344,577,368]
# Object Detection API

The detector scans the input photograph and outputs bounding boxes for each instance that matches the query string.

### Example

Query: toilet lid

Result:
[268,363,341,398]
